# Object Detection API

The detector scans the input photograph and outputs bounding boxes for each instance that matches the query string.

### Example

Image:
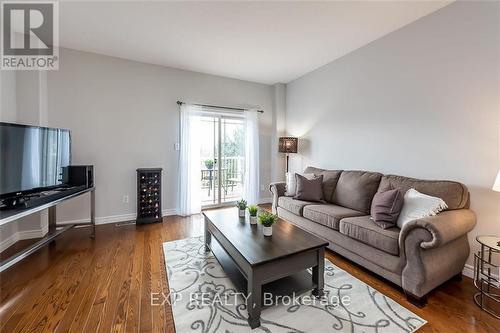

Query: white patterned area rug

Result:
[162,236,426,333]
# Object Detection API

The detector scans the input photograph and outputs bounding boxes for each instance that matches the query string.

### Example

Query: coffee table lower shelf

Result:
[210,237,316,301]
[203,209,327,329]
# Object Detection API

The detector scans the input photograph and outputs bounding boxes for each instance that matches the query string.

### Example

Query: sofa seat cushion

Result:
[340,216,400,255]
[303,204,365,230]
[277,196,314,216]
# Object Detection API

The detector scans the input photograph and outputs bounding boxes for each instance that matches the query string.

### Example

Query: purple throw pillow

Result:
[370,189,403,229]
[294,174,324,202]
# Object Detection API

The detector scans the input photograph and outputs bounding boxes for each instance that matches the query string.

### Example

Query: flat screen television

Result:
[0,122,71,198]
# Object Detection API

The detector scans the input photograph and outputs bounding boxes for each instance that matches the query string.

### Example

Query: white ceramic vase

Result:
[250,216,257,225]
[263,226,273,236]
[238,209,245,217]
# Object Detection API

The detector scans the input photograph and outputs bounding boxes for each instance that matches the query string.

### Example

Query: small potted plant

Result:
[236,199,247,217]
[204,159,214,170]
[258,211,278,236]
[247,205,259,224]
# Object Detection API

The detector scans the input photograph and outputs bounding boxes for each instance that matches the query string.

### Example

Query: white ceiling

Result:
[55,1,451,84]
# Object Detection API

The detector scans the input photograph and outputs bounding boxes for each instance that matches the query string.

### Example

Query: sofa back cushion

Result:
[303,166,342,202]
[377,175,469,210]
[332,171,383,213]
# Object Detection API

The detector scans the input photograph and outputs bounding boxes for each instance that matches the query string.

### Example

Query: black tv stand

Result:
[0,186,95,272]
[1,185,87,210]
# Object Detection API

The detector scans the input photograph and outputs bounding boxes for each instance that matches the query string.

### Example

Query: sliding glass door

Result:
[199,115,245,207]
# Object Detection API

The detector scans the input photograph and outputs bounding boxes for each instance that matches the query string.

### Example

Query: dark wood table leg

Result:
[247,273,262,329]
[204,217,211,253]
[312,247,325,298]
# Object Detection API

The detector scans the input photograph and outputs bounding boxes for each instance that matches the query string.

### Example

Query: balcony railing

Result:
[201,156,244,204]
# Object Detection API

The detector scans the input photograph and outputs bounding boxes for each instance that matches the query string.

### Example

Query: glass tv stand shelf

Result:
[0,187,95,273]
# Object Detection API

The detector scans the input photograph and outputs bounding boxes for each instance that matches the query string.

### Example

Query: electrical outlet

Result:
[123,195,129,203]
[174,142,180,151]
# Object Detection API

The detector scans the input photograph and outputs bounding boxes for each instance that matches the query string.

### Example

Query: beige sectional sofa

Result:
[270,167,476,305]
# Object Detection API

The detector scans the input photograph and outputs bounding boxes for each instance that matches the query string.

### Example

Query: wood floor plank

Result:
[124,230,145,333]
[55,233,116,332]
[139,229,153,332]
[160,224,176,332]
[4,241,89,333]
[151,228,167,333]
[96,229,135,333]
[0,211,498,333]
[65,231,122,332]
[109,229,136,333]
[80,230,129,332]
[24,241,95,333]
[0,241,73,328]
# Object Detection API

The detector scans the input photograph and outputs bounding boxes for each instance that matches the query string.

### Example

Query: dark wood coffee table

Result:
[203,208,328,329]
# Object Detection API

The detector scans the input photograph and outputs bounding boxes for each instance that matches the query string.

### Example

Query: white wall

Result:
[271,83,287,182]
[46,48,275,223]
[286,1,500,269]
[0,67,50,250]
[0,71,18,246]
[0,71,17,122]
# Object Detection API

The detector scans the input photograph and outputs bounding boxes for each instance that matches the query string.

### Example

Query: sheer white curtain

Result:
[243,110,260,204]
[179,104,202,216]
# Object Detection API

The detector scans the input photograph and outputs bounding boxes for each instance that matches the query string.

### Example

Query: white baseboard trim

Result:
[163,208,178,216]
[258,197,272,204]
[0,226,49,252]
[57,213,136,226]
[462,264,474,279]
[59,208,180,226]
[0,234,18,252]
[463,263,499,282]
[0,208,180,251]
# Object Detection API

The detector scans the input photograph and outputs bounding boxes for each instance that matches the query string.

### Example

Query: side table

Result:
[473,235,500,319]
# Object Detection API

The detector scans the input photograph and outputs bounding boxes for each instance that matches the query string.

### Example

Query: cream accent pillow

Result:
[396,188,448,229]
[285,172,315,196]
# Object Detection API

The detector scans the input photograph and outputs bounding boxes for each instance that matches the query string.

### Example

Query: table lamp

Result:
[278,137,298,173]
[491,170,500,251]
[493,170,500,192]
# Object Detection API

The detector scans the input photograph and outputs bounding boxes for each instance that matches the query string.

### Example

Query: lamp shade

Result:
[279,137,298,153]
[493,170,500,192]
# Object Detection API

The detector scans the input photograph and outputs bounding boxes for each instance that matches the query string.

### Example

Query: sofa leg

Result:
[405,292,428,308]
[452,273,463,282]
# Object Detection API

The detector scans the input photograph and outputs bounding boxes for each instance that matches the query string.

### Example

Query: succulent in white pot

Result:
[247,205,259,224]
[258,211,278,236]
[236,199,247,217]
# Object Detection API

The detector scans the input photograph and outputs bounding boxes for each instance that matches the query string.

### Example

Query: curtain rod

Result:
[176,101,264,113]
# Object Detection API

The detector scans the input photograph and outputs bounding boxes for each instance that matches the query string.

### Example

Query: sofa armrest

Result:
[400,209,476,250]
[400,209,476,298]
[269,182,286,214]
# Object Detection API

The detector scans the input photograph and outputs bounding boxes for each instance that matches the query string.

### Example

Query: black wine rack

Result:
[136,168,162,224]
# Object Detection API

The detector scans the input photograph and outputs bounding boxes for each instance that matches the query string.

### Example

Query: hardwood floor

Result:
[0,210,498,332]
